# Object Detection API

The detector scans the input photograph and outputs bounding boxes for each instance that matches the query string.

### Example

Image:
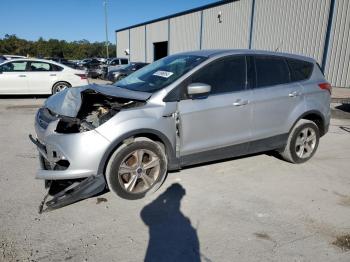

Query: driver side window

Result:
[190,56,247,95]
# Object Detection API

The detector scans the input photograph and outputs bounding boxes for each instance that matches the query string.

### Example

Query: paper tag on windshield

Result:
[153,70,174,78]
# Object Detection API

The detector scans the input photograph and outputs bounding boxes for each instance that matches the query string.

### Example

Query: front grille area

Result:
[37,108,57,129]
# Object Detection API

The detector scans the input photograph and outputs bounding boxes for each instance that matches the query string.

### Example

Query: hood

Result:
[44,84,152,117]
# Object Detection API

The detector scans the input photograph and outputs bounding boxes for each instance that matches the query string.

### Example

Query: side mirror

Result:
[187,83,211,99]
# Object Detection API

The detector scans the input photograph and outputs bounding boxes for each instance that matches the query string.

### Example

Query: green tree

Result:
[0,34,116,59]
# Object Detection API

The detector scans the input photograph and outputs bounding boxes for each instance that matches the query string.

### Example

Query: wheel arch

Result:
[291,110,326,137]
[97,129,179,177]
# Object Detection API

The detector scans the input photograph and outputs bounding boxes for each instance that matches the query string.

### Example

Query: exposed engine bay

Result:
[54,90,145,133]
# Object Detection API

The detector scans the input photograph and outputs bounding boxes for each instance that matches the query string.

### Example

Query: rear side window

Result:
[191,56,246,94]
[110,60,118,65]
[255,56,290,88]
[287,59,314,81]
[121,59,128,64]
[30,62,51,71]
[51,64,64,71]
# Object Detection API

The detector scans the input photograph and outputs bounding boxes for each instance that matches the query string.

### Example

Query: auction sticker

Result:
[153,71,174,78]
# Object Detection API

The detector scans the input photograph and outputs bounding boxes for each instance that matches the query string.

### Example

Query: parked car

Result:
[3,55,26,60]
[31,50,331,210]
[87,66,105,79]
[106,62,148,82]
[77,58,101,68]
[107,57,129,67]
[101,57,129,78]
[46,57,81,69]
[0,58,88,94]
[0,56,6,64]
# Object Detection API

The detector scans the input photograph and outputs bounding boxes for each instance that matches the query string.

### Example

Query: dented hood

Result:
[44,84,152,117]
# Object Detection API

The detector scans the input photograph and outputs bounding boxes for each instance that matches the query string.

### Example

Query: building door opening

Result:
[153,41,168,61]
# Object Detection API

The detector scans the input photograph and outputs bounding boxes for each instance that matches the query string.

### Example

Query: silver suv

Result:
[31,50,331,209]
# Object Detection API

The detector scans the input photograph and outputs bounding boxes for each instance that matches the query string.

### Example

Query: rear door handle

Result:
[49,74,56,76]
[18,75,26,77]
[233,99,249,106]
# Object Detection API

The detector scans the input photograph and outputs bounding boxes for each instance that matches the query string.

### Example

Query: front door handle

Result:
[49,74,56,76]
[18,75,26,77]
[233,99,249,106]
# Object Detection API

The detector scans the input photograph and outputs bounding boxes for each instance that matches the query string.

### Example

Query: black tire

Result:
[115,75,126,81]
[52,82,71,94]
[106,138,168,200]
[280,119,320,163]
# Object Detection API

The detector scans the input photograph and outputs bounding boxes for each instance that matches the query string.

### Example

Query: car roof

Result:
[0,58,71,68]
[176,49,315,63]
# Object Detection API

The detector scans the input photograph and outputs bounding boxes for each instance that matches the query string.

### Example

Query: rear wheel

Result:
[52,82,71,94]
[280,119,320,163]
[106,138,167,200]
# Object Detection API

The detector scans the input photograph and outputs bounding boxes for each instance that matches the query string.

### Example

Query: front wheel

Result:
[280,119,320,163]
[106,138,168,200]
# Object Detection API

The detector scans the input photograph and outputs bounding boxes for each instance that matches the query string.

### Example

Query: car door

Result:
[26,61,57,94]
[250,55,303,142]
[0,60,29,94]
[177,55,253,159]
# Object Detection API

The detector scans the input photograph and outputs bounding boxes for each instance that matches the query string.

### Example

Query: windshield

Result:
[114,54,207,93]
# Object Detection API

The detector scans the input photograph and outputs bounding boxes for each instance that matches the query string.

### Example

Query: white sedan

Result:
[0,58,88,94]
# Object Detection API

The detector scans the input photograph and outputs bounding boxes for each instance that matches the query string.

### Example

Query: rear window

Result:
[287,59,314,81]
[51,64,64,71]
[255,56,290,88]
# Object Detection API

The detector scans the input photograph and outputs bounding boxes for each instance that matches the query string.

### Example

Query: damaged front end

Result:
[49,88,146,134]
[30,85,151,212]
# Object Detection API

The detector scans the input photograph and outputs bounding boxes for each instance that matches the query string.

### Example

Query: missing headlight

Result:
[54,91,145,134]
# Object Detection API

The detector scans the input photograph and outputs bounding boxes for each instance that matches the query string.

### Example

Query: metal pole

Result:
[104,0,109,58]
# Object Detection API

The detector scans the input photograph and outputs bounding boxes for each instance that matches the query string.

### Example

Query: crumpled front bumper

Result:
[32,114,111,180]
[31,110,112,212]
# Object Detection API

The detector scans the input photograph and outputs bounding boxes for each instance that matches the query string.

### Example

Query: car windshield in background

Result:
[114,55,207,93]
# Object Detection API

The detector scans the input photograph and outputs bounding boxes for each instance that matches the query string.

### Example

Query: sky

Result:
[0,0,217,43]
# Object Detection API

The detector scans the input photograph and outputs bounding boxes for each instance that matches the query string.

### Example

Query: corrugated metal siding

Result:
[116,30,129,59]
[201,0,252,49]
[146,20,168,63]
[252,0,331,64]
[130,26,146,62]
[325,0,350,87]
[169,12,201,54]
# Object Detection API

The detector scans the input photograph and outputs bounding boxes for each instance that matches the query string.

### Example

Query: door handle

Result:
[288,91,300,97]
[233,99,249,106]
[18,75,26,77]
[49,74,56,76]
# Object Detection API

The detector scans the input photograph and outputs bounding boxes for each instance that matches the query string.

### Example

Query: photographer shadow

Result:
[141,183,201,262]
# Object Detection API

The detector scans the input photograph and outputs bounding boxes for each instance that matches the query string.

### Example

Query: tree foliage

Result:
[0,34,116,59]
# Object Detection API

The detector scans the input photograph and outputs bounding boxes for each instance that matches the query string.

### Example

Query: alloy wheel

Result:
[54,84,68,93]
[295,127,317,159]
[117,149,161,194]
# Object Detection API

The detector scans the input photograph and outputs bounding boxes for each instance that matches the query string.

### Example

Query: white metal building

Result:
[115,0,349,88]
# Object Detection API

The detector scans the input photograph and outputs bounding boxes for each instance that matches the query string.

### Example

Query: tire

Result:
[52,82,71,94]
[115,75,126,81]
[105,138,168,200]
[280,119,320,163]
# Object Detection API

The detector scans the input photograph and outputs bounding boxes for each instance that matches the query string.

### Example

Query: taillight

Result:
[75,73,87,80]
[318,82,332,94]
